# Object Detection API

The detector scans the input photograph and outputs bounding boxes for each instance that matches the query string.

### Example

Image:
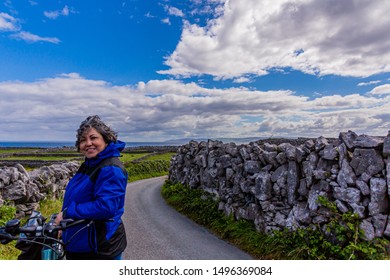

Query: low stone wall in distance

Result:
[0,161,80,218]
[168,131,390,240]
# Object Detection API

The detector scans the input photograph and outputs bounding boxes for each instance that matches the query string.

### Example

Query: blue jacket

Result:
[61,141,128,257]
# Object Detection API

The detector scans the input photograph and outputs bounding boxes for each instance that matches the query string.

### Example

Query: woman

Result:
[55,115,128,260]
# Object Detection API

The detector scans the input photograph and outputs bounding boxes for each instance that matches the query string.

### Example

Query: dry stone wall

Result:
[168,131,390,241]
[0,161,79,218]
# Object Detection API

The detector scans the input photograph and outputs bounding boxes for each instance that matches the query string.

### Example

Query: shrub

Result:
[0,204,16,226]
[125,160,170,182]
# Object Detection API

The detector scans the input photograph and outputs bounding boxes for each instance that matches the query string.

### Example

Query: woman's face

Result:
[79,128,108,158]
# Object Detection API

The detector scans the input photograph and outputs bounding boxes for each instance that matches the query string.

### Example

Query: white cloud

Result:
[10,31,60,44]
[161,18,171,25]
[165,6,185,17]
[160,0,390,79]
[44,5,75,20]
[0,74,388,141]
[369,84,390,95]
[0,12,20,31]
[233,76,251,83]
[1,12,60,44]
[145,12,155,18]
[357,80,381,86]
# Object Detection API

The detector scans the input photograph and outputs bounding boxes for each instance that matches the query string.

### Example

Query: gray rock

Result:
[353,134,384,149]
[307,184,327,211]
[386,159,390,196]
[274,212,287,227]
[239,147,251,160]
[360,219,375,241]
[333,187,361,204]
[271,164,288,183]
[244,160,260,175]
[335,200,349,213]
[263,143,277,152]
[275,152,287,165]
[337,159,357,188]
[295,146,306,163]
[254,172,272,201]
[286,202,311,229]
[3,180,27,201]
[368,177,388,215]
[219,154,232,169]
[278,143,296,160]
[383,132,390,157]
[287,161,299,205]
[225,143,239,157]
[339,130,358,150]
[315,136,329,152]
[321,144,339,160]
[372,214,387,237]
[350,148,384,176]
[298,178,309,197]
[383,216,390,238]
[356,179,370,196]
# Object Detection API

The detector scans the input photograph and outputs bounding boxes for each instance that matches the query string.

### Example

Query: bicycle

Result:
[0,210,92,260]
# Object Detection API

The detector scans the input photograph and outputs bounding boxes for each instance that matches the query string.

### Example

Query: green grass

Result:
[125,160,170,182]
[120,152,150,163]
[121,152,173,182]
[0,147,82,163]
[146,152,175,161]
[2,156,81,161]
[0,148,39,155]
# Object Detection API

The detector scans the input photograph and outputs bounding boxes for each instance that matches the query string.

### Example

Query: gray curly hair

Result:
[75,115,118,151]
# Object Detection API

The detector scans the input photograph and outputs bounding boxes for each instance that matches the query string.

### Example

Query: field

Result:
[0,146,176,171]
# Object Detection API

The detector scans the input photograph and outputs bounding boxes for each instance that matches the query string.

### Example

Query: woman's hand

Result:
[55,212,64,238]
[55,211,63,224]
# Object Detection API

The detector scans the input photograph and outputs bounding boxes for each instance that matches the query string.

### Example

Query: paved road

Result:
[122,176,253,260]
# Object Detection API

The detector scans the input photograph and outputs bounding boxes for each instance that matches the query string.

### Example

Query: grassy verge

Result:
[124,160,170,182]
[0,199,63,260]
[123,152,174,182]
[161,181,390,260]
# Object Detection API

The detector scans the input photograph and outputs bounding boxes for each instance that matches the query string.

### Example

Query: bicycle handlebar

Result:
[0,212,88,244]
[0,211,95,260]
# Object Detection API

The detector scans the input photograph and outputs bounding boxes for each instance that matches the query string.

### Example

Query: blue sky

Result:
[0,0,389,142]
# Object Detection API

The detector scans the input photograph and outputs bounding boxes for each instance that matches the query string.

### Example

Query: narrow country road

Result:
[122,176,253,260]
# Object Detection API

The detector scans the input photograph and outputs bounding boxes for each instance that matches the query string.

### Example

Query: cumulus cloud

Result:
[0,74,388,141]
[159,0,390,79]
[369,84,390,95]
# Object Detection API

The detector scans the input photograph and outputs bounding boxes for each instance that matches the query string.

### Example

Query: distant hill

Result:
[162,136,306,145]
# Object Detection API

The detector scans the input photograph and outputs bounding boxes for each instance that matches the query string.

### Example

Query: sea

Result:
[0,136,269,148]
[0,141,174,148]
